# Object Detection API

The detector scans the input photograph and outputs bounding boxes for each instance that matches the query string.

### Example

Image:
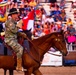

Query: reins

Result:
[26,36,62,58]
[47,51,62,56]
[25,36,41,64]
[18,32,41,64]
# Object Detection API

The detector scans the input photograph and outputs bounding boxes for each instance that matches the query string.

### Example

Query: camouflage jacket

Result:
[4,18,19,43]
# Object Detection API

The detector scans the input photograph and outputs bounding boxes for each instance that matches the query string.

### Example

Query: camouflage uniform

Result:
[4,18,23,58]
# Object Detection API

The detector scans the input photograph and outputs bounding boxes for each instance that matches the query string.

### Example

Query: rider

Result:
[4,8,26,71]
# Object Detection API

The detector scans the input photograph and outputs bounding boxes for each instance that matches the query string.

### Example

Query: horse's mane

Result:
[32,32,62,42]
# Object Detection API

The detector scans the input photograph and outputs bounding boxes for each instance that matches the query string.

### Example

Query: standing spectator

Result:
[67,33,76,50]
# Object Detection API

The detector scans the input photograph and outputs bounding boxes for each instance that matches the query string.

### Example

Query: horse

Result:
[0,30,68,75]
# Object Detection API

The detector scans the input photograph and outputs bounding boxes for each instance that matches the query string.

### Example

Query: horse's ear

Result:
[23,28,31,33]
[60,30,64,34]
[28,28,32,32]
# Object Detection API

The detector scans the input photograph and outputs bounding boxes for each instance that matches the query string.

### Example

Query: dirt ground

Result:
[0,66,76,75]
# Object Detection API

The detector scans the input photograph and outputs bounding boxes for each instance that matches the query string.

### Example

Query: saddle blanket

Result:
[0,40,30,56]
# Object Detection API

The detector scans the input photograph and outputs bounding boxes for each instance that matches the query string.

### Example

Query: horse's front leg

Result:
[24,68,33,75]
[4,69,7,75]
[33,69,42,75]
[9,70,14,75]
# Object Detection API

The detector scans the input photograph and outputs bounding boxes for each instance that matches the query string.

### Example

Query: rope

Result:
[47,52,62,57]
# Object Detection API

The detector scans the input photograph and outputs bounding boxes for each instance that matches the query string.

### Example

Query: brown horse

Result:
[0,30,68,75]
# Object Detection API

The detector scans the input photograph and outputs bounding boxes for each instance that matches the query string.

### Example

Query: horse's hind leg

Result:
[4,69,7,75]
[24,71,28,75]
[33,69,42,75]
[9,70,14,75]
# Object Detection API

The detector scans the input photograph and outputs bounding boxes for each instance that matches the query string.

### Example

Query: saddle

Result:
[3,39,30,57]
[3,42,17,58]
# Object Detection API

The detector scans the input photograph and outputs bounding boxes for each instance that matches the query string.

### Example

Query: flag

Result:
[22,10,34,32]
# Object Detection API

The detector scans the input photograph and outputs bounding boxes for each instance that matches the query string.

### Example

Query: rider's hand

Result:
[16,20,23,28]
[0,32,5,36]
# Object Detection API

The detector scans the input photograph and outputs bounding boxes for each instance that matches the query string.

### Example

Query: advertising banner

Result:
[41,51,62,66]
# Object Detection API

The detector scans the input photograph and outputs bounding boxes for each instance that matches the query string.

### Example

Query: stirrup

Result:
[22,68,27,72]
[16,67,27,72]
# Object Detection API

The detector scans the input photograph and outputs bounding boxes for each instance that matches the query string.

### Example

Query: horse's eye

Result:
[55,39,58,41]
[58,39,60,41]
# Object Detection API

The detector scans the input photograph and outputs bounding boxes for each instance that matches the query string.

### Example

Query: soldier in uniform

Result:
[4,8,26,71]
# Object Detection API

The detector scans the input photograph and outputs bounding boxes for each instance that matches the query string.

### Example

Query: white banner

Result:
[41,51,62,66]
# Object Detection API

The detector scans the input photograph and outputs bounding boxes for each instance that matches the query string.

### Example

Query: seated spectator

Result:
[41,8,46,24]
[29,0,37,7]
[49,0,57,3]
[19,2,25,8]
[62,24,67,32]
[33,21,45,37]
[19,8,26,19]
[60,9,66,21]
[43,22,50,35]
[35,7,42,21]
[52,6,61,21]
[60,0,65,9]
[50,22,58,33]
[24,0,29,8]
[34,28,45,37]
[70,1,74,12]
[56,19,62,31]
[73,10,76,18]
[50,2,58,11]
[45,15,55,23]
[0,23,4,43]
[66,18,73,26]
[12,0,18,8]
[67,24,76,35]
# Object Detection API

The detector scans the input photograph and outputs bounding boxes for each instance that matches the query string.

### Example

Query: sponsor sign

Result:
[41,51,62,66]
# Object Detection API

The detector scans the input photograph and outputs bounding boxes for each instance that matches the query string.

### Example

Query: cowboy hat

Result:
[9,8,18,15]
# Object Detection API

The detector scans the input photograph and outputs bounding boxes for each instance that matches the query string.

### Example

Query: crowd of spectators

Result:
[0,0,76,50]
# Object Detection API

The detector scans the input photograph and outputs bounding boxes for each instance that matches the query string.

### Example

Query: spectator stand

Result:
[0,0,76,66]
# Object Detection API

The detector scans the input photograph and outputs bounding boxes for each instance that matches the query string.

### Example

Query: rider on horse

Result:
[4,8,26,72]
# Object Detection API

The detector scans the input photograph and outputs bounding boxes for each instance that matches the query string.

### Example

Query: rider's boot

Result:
[16,58,26,72]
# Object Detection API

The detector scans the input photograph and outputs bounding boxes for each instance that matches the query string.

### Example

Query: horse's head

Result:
[51,30,68,56]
